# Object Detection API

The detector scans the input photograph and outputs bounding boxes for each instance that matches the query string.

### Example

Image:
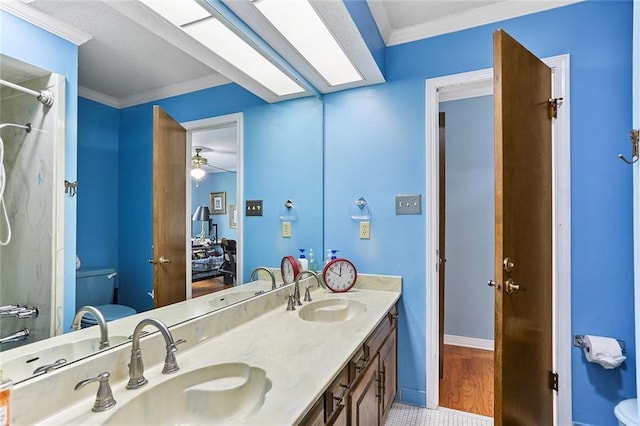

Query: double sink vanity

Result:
[5,273,401,425]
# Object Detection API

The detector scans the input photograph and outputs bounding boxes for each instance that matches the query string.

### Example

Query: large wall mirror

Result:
[1,55,324,384]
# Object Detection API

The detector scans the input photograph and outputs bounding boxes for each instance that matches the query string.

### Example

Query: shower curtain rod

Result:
[0,78,54,107]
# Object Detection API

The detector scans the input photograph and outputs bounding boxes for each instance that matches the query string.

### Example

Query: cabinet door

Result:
[380,329,397,423]
[349,353,380,426]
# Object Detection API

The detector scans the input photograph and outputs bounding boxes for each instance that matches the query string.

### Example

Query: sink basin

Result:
[208,290,260,309]
[105,363,271,425]
[2,335,129,381]
[298,299,366,322]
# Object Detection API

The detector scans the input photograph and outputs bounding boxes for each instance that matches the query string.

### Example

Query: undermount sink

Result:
[298,298,366,322]
[208,290,261,309]
[3,335,129,381]
[105,363,271,425]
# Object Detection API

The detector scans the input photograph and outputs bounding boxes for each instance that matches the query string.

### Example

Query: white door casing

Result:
[425,54,571,424]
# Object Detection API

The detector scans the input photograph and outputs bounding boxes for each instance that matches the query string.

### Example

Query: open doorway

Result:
[426,54,572,424]
[438,94,495,417]
[183,113,243,299]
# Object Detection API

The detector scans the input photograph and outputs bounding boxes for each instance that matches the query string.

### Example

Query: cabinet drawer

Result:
[364,315,392,362]
[350,345,368,382]
[325,367,349,421]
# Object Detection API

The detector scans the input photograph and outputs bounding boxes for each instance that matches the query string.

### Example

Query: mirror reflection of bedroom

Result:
[189,123,238,298]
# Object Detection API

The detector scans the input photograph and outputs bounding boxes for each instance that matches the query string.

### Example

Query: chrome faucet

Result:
[33,358,67,375]
[294,270,321,306]
[74,371,116,412]
[250,267,276,290]
[126,318,185,390]
[71,306,109,350]
[0,328,29,345]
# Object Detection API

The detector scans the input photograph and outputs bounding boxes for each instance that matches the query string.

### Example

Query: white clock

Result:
[322,258,357,293]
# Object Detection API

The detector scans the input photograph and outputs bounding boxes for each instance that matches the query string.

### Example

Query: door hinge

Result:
[548,97,563,119]
[549,371,558,391]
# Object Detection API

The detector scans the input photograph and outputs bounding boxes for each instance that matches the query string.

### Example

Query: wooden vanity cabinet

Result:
[300,303,398,426]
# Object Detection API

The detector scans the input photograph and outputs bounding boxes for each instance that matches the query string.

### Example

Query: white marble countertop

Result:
[11,274,401,425]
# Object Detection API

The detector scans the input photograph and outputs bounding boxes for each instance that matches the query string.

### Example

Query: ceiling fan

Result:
[191,148,235,178]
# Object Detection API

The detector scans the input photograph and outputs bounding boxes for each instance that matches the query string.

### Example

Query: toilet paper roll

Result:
[583,335,626,369]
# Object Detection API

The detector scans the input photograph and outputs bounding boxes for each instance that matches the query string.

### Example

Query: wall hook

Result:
[618,129,639,164]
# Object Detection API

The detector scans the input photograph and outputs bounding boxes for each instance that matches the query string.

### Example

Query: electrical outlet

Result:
[246,200,263,216]
[282,221,292,238]
[396,194,422,215]
[360,221,370,239]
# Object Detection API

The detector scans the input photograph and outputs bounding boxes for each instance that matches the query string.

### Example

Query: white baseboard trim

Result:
[444,334,494,351]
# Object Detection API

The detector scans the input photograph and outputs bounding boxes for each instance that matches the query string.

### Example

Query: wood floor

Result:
[192,276,232,298]
[439,344,494,417]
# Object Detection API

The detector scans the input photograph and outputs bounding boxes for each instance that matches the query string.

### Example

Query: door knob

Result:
[148,259,156,264]
[488,280,501,289]
[505,278,520,294]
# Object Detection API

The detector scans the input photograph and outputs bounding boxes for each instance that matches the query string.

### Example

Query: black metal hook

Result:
[618,130,639,164]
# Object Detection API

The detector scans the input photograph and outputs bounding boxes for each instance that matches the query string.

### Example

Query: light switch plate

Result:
[246,200,263,216]
[396,194,422,215]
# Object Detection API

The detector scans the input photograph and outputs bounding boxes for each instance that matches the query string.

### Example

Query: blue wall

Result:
[0,10,79,332]
[441,96,494,342]
[77,97,119,270]
[325,2,633,425]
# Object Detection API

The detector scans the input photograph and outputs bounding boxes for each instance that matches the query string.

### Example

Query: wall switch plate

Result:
[282,221,292,238]
[359,221,370,239]
[396,194,422,215]
[246,200,263,216]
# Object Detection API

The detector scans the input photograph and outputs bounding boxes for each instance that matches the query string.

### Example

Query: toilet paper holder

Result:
[574,334,625,354]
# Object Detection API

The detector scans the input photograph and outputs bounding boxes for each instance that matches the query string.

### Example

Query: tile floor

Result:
[385,403,494,426]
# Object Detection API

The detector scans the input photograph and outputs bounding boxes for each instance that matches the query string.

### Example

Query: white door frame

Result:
[425,54,571,424]
[181,112,244,298]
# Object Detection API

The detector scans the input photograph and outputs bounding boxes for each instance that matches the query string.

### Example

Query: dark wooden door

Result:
[493,29,553,425]
[152,105,187,308]
[438,111,446,379]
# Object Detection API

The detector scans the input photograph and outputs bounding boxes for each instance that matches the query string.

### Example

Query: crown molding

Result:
[118,73,231,108]
[80,73,231,109]
[0,0,91,45]
[372,0,584,47]
[78,86,119,108]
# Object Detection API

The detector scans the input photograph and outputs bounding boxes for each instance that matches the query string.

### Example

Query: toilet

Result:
[615,399,638,426]
[76,268,137,327]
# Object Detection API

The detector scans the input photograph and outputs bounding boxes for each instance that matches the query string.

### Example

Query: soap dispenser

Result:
[298,249,308,271]
[308,248,317,272]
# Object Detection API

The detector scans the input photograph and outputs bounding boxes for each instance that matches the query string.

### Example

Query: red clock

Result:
[322,258,357,293]
[281,255,299,285]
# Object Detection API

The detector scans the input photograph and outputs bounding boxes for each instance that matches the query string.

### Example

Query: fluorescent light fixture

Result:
[253,0,362,86]
[140,0,305,97]
[183,17,304,96]
[139,0,210,26]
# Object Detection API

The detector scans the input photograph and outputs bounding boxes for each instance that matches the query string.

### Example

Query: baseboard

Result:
[444,334,494,351]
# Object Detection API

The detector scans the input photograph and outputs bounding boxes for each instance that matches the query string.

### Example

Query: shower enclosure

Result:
[0,55,65,350]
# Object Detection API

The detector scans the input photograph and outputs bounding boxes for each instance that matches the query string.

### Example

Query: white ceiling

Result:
[0,0,581,173]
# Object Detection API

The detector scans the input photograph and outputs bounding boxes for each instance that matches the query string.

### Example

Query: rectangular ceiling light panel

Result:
[140,0,305,97]
[254,0,362,86]
[184,18,305,96]
[139,0,210,26]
